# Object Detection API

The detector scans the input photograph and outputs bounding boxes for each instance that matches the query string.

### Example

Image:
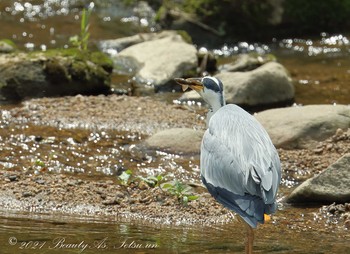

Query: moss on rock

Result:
[0,49,113,101]
[0,39,16,53]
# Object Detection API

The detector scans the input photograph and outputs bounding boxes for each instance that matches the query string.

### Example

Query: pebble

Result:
[344,220,350,229]
[335,128,344,136]
[22,191,33,197]
[115,191,125,198]
[35,179,46,185]
[138,181,149,190]
[8,175,18,181]
[102,198,119,205]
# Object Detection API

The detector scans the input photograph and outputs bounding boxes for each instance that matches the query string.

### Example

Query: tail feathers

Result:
[202,176,276,228]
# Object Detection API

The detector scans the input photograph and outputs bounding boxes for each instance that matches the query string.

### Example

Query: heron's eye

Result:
[202,77,223,93]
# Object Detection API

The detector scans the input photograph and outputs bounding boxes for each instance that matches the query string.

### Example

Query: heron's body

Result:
[201,104,280,228]
[175,76,281,253]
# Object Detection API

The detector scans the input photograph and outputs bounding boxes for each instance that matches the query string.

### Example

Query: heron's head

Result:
[175,76,225,109]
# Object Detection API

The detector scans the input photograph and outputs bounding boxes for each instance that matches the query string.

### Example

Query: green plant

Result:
[70,2,94,50]
[118,169,133,186]
[34,159,46,170]
[29,153,56,173]
[138,174,164,188]
[161,180,199,205]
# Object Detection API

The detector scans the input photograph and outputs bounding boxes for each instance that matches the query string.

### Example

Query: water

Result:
[0,208,349,254]
[1,0,350,253]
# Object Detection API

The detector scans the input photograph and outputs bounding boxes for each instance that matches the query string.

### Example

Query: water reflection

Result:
[0,117,200,183]
[0,209,349,254]
[277,33,350,56]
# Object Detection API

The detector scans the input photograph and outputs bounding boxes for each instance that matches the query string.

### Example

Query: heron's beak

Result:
[174,78,203,92]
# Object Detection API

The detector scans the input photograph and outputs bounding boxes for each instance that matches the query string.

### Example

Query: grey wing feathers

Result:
[201,104,281,227]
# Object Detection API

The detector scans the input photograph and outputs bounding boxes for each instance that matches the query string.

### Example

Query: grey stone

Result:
[287,154,350,204]
[216,62,294,106]
[145,128,204,154]
[117,33,197,87]
[256,104,350,149]
[219,54,274,72]
[99,31,180,53]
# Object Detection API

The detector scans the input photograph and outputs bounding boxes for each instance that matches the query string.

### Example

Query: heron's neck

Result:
[206,95,225,126]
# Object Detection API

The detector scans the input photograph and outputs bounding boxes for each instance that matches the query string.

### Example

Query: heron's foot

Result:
[264,214,271,222]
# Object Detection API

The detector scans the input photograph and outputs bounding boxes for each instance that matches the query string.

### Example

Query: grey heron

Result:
[175,76,281,254]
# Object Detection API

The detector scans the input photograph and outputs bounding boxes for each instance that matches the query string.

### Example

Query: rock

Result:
[287,154,350,204]
[117,32,197,88]
[0,49,113,101]
[178,60,293,108]
[219,54,275,72]
[145,128,204,154]
[255,105,350,149]
[345,220,350,229]
[22,191,34,198]
[7,175,18,182]
[99,30,180,53]
[138,181,149,190]
[178,90,201,102]
[102,198,119,206]
[0,39,16,53]
[215,61,294,107]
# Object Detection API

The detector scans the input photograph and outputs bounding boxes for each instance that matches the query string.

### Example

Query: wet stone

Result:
[8,175,18,182]
[22,191,34,198]
[115,191,125,198]
[138,181,149,190]
[34,179,46,185]
[102,198,119,205]
[344,220,350,229]
[67,180,77,186]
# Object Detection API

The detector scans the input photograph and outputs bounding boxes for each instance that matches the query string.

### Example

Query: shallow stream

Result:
[0,1,350,253]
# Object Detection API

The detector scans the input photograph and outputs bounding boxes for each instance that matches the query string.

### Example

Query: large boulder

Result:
[287,154,350,204]
[255,105,350,149]
[0,49,113,101]
[215,61,294,107]
[145,128,204,154]
[117,32,197,88]
[178,57,293,108]
[99,30,186,53]
[219,54,275,72]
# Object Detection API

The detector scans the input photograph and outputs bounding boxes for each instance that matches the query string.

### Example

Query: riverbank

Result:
[0,95,349,231]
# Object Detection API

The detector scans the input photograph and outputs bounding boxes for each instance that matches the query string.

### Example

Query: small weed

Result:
[29,153,56,173]
[161,180,199,205]
[70,2,94,50]
[138,174,164,188]
[118,169,133,186]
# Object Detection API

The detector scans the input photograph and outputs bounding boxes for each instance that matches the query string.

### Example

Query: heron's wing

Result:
[200,104,281,227]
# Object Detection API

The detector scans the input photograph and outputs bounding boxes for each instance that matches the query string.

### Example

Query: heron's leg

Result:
[236,216,254,254]
[245,222,254,254]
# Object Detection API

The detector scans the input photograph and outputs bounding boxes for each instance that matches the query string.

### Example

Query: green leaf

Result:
[187,195,199,201]
[137,176,156,187]
[35,160,45,167]
[118,170,132,185]
[124,169,132,175]
[81,9,86,32]
[156,175,163,182]
[161,183,174,190]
